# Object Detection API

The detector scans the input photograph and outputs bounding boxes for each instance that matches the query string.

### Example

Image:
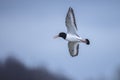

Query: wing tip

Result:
[71,44,79,57]
[68,7,73,11]
[68,42,79,57]
[71,54,78,57]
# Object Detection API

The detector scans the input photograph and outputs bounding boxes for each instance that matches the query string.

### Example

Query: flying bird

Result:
[54,7,90,57]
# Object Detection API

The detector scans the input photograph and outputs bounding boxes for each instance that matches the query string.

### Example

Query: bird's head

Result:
[54,32,66,39]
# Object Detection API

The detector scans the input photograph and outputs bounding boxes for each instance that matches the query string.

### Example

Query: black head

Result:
[58,32,66,39]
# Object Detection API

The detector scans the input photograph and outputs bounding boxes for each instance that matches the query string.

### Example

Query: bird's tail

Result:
[85,39,90,45]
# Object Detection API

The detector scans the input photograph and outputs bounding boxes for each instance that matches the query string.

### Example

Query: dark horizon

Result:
[0,56,120,80]
[0,56,70,80]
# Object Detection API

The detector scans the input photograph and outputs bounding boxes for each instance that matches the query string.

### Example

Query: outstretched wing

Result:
[65,7,78,34]
[68,42,79,57]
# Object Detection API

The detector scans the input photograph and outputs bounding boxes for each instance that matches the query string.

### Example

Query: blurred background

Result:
[0,0,120,80]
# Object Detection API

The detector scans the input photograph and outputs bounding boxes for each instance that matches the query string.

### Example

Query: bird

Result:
[54,7,90,57]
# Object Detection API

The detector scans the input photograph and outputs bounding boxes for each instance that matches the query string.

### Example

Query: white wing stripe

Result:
[70,7,77,30]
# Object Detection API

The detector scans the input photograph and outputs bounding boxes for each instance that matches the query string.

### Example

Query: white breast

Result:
[66,34,82,42]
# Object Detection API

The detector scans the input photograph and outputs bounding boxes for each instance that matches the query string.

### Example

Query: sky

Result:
[0,0,120,80]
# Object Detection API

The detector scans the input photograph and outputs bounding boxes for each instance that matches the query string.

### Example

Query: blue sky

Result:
[0,0,120,80]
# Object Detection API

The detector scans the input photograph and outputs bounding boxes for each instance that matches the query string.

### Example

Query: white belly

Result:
[66,34,82,42]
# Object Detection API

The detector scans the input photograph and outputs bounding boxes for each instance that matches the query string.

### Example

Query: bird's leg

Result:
[80,39,90,45]
[80,39,86,43]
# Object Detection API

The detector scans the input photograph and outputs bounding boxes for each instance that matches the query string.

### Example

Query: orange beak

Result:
[53,35,59,39]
